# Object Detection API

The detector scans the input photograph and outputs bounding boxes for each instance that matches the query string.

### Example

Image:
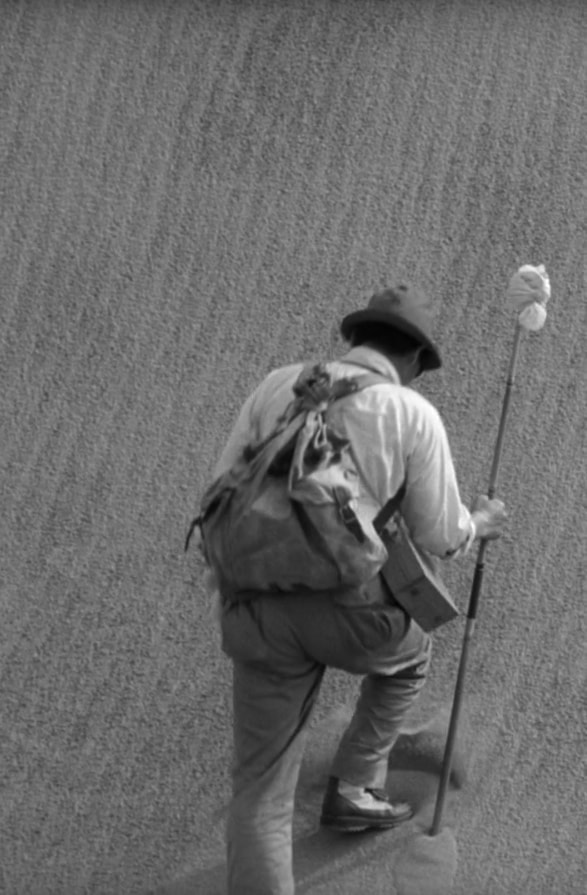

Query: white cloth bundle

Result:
[505,264,550,330]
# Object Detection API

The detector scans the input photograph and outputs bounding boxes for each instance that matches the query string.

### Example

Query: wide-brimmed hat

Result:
[340,285,442,371]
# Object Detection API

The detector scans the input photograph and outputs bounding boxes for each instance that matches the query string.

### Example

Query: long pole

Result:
[430,323,524,836]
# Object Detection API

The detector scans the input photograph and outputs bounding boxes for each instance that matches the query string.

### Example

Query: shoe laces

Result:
[365,787,390,803]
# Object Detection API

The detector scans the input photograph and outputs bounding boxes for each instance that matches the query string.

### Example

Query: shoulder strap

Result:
[326,368,391,404]
[373,479,407,534]
[330,364,407,533]
[353,371,391,391]
[331,365,406,534]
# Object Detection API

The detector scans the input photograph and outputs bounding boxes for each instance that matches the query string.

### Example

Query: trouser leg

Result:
[330,636,432,790]
[263,586,433,794]
[222,601,324,895]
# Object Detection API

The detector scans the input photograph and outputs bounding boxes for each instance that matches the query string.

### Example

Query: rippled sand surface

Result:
[2,3,586,893]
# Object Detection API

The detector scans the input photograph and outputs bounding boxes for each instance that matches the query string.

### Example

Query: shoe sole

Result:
[320,810,413,833]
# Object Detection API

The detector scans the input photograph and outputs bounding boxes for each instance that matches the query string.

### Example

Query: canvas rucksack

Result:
[185,362,401,600]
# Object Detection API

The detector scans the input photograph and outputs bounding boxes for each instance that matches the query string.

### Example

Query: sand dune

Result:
[1,2,586,893]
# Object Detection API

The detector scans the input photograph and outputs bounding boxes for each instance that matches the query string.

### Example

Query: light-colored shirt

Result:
[214,345,475,558]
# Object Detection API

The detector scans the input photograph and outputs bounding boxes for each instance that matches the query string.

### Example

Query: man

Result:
[211,285,507,895]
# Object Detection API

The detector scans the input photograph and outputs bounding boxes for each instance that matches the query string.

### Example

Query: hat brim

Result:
[340,308,442,371]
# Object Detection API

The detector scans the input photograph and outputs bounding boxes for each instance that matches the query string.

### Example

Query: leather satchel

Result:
[373,483,459,632]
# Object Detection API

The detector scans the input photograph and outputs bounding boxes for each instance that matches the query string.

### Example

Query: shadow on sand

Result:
[153,707,464,895]
[155,767,458,895]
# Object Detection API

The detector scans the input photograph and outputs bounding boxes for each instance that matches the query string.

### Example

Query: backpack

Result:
[185,362,400,600]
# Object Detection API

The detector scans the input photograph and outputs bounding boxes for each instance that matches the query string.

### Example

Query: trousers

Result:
[220,576,432,895]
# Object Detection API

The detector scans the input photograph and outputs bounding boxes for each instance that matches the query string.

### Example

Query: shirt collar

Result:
[340,345,402,385]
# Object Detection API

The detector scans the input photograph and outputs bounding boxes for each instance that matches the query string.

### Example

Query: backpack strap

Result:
[343,369,391,393]
[333,367,407,534]
[373,479,407,534]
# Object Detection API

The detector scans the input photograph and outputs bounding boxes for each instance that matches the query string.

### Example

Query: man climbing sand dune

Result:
[191,284,507,895]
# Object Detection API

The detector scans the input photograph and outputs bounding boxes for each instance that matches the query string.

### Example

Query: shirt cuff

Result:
[444,514,476,558]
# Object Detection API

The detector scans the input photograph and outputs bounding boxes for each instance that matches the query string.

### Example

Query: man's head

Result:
[340,285,442,384]
[349,322,425,384]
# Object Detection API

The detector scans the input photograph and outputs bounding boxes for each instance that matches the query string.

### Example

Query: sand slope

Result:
[1,2,586,893]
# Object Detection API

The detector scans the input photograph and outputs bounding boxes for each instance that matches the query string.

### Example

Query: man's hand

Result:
[471,494,508,541]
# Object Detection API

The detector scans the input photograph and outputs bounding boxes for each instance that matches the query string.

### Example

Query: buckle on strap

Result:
[334,488,366,544]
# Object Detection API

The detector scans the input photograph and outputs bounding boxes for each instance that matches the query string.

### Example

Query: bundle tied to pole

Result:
[505,263,551,330]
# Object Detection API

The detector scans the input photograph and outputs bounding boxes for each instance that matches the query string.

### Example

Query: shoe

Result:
[320,776,413,832]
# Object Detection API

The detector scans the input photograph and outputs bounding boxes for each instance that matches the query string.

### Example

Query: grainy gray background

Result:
[1,1,586,893]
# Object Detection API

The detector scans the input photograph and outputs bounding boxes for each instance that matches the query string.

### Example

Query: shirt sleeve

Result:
[212,364,302,479]
[212,386,261,479]
[400,399,475,558]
